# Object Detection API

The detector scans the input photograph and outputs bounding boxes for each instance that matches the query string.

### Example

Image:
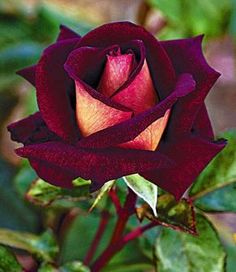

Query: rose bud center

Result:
[75,47,170,151]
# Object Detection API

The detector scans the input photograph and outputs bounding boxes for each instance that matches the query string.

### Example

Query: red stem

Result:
[91,222,157,271]
[108,188,122,214]
[90,189,137,271]
[84,211,110,266]
[110,189,136,243]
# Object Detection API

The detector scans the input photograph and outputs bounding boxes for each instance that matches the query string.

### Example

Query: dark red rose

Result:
[8,22,226,199]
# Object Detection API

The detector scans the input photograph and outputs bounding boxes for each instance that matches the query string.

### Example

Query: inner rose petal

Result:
[75,80,132,137]
[97,50,134,97]
[119,109,170,151]
[111,59,158,114]
[75,46,170,151]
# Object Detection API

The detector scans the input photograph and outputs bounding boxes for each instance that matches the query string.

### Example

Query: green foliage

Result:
[89,180,115,212]
[155,214,226,272]
[124,174,158,216]
[157,194,196,233]
[149,0,231,39]
[0,229,58,262]
[190,130,236,212]
[0,158,39,232]
[0,245,22,272]
[137,194,196,234]
[60,261,90,272]
[38,261,91,272]
[26,178,91,207]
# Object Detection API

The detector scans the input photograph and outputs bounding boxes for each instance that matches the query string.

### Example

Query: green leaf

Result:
[89,180,115,212]
[190,130,236,212]
[0,229,58,262]
[155,214,226,272]
[38,262,57,272]
[60,212,149,266]
[148,0,231,38]
[14,161,37,197]
[26,178,90,206]
[124,174,158,216]
[157,194,196,234]
[0,245,22,272]
[102,263,153,272]
[0,157,39,232]
[60,261,90,272]
[137,194,196,234]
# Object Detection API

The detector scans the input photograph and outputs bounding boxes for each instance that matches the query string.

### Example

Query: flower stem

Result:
[84,210,110,266]
[90,189,137,271]
[91,221,157,271]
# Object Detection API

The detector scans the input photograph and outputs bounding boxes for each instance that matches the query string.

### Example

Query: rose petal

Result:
[36,38,80,142]
[65,45,118,88]
[75,80,132,136]
[192,104,214,138]
[112,59,158,114]
[29,158,77,188]
[161,35,220,136]
[141,135,226,200]
[57,25,81,41]
[64,40,145,89]
[16,65,36,86]
[78,22,176,97]
[97,52,134,97]
[15,26,80,87]
[77,73,196,148]
[7,112,59,145]
[120,109,170,150]
[16,141,172,186]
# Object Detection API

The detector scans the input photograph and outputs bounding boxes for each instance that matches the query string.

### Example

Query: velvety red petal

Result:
[65,45,118,88]
[77,73,196,149]
[16,141,173,186]
[36,39,80,142]
[7,112,59,145]
[75,80,132,136]
[112,59,158,114]
[192,104,214,138]
[161,36,220,136]
[78,22,176,97]
[97,52,134,97]
[141,135,226,200]
[16,65,36,86]
[29,158,77,188]
[57,25,81,41]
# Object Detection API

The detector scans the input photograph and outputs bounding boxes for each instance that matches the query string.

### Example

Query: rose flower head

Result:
[8,22,226,200]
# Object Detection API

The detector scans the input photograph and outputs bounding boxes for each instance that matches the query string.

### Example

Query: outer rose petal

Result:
[75,80,132,136]
[192,104,214,138]
[161,36,220,136]
[141,135,226,200]
[112,59,158,114]
[29,158,77,188]
[7,112,59,145]
[97,52,134,97]
[77,22,176,97]
[17,65,37,86]
[77,73,196,149]
[57,25,81,41]
[16,26,81,86]
[36,38,80,142]
[16,141,172,187]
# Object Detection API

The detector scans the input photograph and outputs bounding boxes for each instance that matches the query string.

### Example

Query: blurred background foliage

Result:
[0,0,236,271]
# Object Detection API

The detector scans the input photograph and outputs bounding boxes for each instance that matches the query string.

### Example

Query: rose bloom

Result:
[8,22,226,199]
